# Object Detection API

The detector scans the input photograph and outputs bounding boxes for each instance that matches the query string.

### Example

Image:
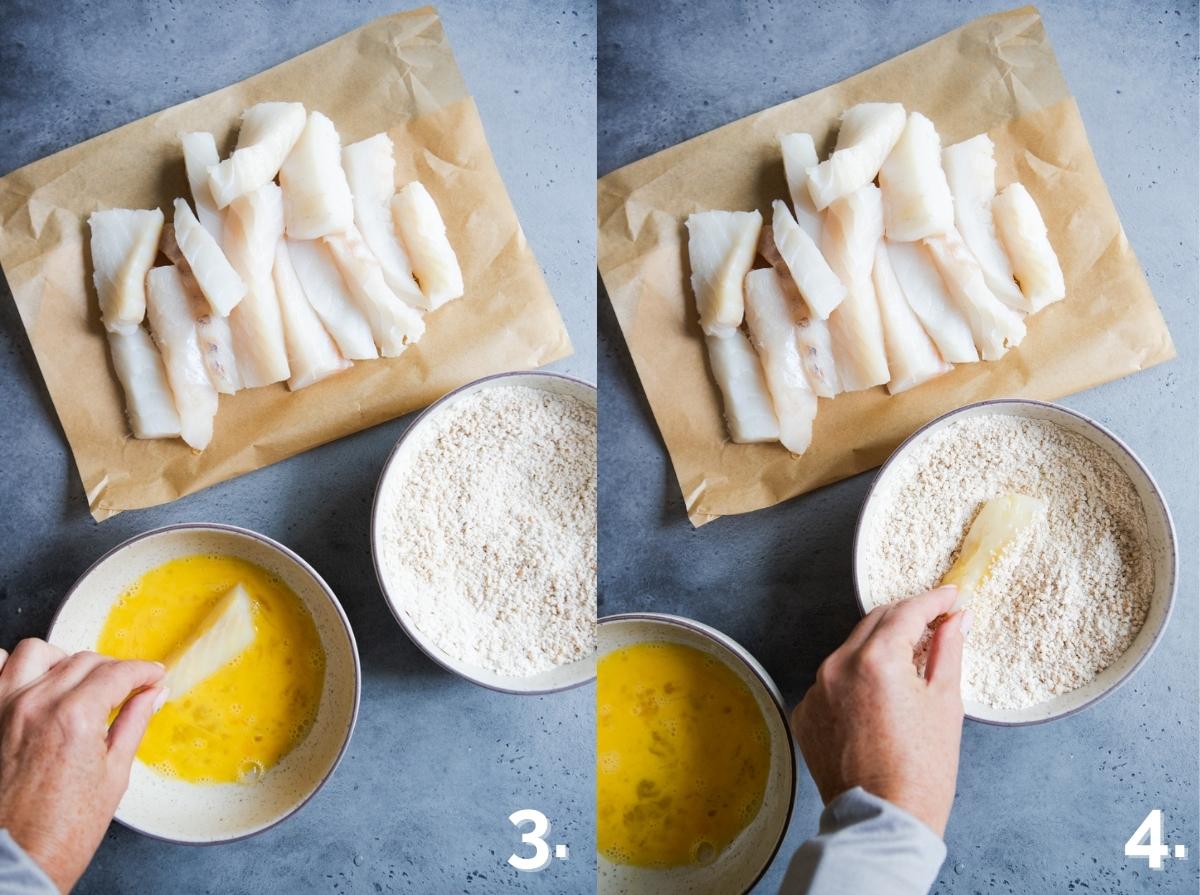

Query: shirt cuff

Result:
[0,830,60,895]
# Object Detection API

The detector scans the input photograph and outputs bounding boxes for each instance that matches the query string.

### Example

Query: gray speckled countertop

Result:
[0,2,595,893]
[598,1,1198,893]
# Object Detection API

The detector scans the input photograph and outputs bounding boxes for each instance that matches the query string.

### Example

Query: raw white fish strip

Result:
[208,102,306,209]
[172,198,246,316]
[390,182,464,309]
[942,135,1028,312]
[160,224,242,394]
[771,199,845,320]
[806,103,905,210]
[146,266,219,450]
[757,226,843,397]
[89,208,164,334]
[872,241,950,395]
[162,584,256,702]
[343,134,423,307]
[180,132,225,244]
[822,185,890,391]
[886,239,978,364]
[780,133,823,244]
[324,224,425,357]
[108,327,181,439]
[744,268,817,454]
[279,111,355,240]
[273,240,352,391]
[992,183,1065,313]
[286,238,378,361]
[924,228,1026,361]
[224,184,291,386]
[705,331,780,443]
[879,112,954,242]
[685,209,762,336]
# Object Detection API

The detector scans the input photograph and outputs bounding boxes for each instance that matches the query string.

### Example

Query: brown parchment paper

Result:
[0,6,572,521]
[597,5,1174,527]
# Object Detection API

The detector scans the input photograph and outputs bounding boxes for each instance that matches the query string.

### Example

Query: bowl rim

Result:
[369,369,598,696]
[47,521,363,846]
[851,397,1179,727]
[596,611,797,894]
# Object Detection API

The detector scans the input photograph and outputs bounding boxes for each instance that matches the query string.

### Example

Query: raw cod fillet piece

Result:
[923,228,1026,361]
[145,266,220,450]
[286,238,378,361]
[685,209,762,336]
[160,225,242,395]
[942,135,1027,311]
[324,224,425,356]
[771,199,845,320]
[180,132,225,244]
[390,182,464,309]
[705,331,780,443]
[162,584,257,702]
[806,103,906,211]
[992,183,1065,313]
[279,111,355,240]
[942,493,1045,610]
[172,198,246,316]
[342,134,423,306]
[822,185,890,391]
[886,240,977,364]
[872,241,951,395]
[207,102,306,209]
[757,227,842,397]
[272,240,352,390]
[780,133,824,244]
[743,268,818,454]
[878,112,954,242]
[89,208,165,333]
[108,327,181,439]
[224,184,291,386]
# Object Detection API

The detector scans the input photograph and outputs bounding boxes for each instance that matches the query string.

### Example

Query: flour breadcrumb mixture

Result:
[379,385,596,677]
[863,415,1153,709]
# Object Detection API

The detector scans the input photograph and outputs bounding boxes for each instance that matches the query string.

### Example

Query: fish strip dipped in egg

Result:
[743,268,818,454]
[207,102,306,209]
[805,102,906,210]
[89,208,164,333]
[942,134,1029,312]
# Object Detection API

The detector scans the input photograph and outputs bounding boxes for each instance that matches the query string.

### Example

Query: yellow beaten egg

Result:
[596,642,771,869]
[97,554,325,785]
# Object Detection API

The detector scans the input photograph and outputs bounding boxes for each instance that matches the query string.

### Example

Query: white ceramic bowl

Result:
[596,613,796,895]
[371,371,597,694]
[854,399,1177,725]
[47,524,360,844]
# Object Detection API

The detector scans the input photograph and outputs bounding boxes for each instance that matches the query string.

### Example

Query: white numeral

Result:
[508,808,553,872]
[1125,809,1171,870]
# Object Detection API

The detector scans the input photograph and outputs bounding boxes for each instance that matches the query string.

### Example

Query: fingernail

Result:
[961,609,974,636]
[153,661,165,670]
[152,688,170,713]
[938,584,958,594]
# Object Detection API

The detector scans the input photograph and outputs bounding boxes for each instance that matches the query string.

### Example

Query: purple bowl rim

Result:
[597,612,797,894]
[850,397,1179,727]
[369,369,598,696]
[46,521,362,846]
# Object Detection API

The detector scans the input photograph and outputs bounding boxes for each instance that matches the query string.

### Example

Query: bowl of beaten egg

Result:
[597,614,795,895]
[47,524,360,844]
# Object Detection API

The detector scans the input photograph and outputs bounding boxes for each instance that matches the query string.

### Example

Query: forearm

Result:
[780,787,947,895]
[0,831,60,895]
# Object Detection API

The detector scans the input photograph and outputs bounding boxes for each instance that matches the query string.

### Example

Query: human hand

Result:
[791,586,969,836]
[0,639,166,893]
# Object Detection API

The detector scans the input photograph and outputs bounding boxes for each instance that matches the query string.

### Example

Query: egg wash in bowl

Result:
[49,525,359,843]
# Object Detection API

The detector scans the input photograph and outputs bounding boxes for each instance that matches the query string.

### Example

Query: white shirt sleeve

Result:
[779,786,947,895]
[0,830,59,895]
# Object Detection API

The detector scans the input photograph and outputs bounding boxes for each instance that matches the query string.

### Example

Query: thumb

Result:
[925,609,970,692]
[106,686,168,772]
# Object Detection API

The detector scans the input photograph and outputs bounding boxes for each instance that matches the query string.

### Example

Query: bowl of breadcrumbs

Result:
[854,399,1176,725]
